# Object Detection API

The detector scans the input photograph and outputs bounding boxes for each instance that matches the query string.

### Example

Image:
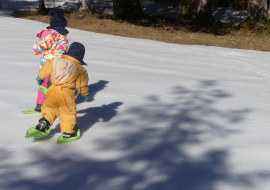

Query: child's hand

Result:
[36,77,44,85]
[83,95,89,102]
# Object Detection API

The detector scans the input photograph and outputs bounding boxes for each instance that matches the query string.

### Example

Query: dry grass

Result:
[14,11,270,52]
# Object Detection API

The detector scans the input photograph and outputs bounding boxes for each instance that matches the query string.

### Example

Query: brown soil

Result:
[14,11,270,52]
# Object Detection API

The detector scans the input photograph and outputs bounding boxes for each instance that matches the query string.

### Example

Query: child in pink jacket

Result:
[33,10,69,112]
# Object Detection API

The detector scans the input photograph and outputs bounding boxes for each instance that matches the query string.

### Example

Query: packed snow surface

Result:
[1,14,270,190]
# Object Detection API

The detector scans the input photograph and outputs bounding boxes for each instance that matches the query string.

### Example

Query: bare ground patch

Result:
[14,11,270,52]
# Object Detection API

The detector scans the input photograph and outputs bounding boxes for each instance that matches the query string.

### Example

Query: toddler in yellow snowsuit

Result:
[25,42,89,144]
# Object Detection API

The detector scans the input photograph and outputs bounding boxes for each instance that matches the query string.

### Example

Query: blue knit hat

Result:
[47,10,68,34]
[64,42,87,65]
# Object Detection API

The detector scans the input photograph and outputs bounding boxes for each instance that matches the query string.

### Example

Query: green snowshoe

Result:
[25,126,50,138]
[57,125,80,144]
[21,109,41,114]
[25,118,50,138]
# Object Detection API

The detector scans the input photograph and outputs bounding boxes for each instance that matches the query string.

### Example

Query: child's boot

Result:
[35,104,42,112]
[57,125,80,144]
[25,118,51,138]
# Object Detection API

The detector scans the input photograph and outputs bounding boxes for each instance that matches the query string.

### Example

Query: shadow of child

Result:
[76,80,109,104]
[76,102,123,137]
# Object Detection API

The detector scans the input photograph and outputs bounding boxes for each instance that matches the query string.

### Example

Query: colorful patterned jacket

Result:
[33,29,68,69]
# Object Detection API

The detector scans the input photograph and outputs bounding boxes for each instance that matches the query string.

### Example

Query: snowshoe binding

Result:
[57,125,80,144]
[25,118,51,138]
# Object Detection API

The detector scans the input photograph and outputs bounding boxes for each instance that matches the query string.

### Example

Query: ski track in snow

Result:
[0,16,270,190]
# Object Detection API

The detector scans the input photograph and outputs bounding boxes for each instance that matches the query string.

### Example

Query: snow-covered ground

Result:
[0,9,13,17]
[0,0,77,11]
[0,0,181,17]
[141,1,180,18]
[211,6,248,26]
[1,12,270,190]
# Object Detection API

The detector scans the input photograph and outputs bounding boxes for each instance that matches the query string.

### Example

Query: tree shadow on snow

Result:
[3,81,270,190]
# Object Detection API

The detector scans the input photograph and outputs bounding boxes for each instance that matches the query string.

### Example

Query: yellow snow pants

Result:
[40,85,77,134]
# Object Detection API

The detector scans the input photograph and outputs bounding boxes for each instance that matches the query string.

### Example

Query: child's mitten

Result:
[83,94,89,102]
[36,77,44,85]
